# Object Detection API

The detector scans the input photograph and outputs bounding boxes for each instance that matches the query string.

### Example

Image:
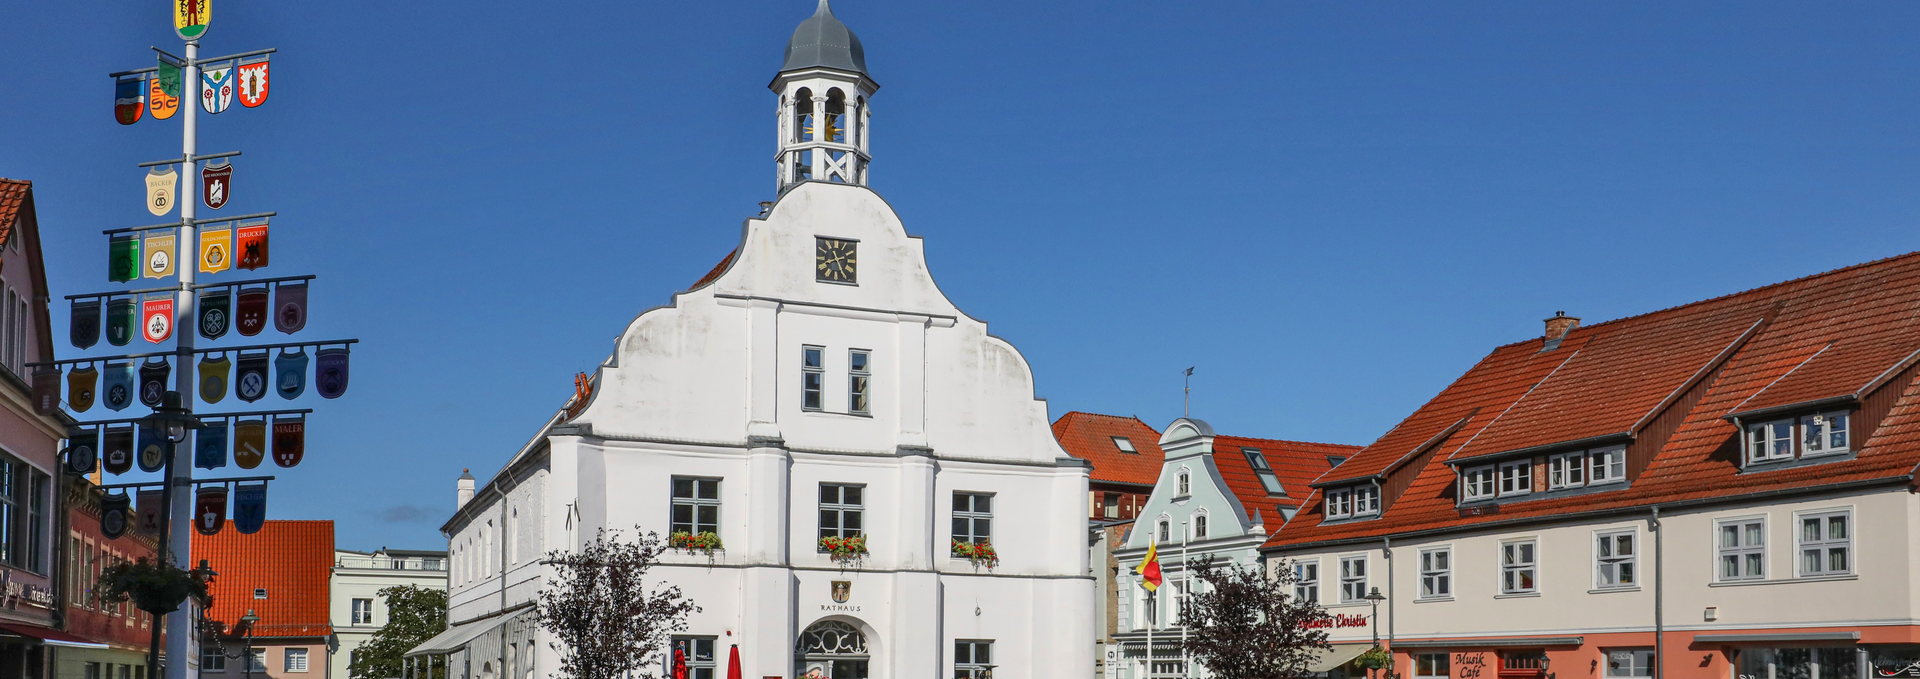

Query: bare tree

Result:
[1179,557,1333,679]
[535,527,698,679]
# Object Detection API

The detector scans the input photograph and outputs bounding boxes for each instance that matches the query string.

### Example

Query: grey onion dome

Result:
[781,0,867,75]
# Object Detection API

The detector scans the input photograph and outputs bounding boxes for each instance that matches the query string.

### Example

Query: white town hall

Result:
[411,3,1096,678]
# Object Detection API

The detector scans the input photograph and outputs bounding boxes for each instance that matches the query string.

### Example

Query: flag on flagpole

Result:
[1137,541,1163,592]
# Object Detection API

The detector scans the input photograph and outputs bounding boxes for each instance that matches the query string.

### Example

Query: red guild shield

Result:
[195,486,229,535]
[202,162,232,210]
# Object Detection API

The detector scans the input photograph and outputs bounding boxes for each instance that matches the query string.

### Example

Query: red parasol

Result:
[726,644,742,679]
[672,647,687,679]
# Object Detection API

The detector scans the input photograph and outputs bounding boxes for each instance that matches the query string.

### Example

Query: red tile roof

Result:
[1052,412,1166,486]
[689,249,737,290]
[0,180,28,245]
[192,520,334,638]
[1270,251,1920,550]
[1212,435,1361,523]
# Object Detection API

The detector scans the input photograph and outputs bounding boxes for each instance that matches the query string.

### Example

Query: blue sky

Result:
[6,1,1920,551]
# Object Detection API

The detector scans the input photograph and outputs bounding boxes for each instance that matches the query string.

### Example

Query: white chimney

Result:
[457,469,476,508]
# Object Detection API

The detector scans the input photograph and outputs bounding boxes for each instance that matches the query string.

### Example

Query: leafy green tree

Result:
[349,585,449,679]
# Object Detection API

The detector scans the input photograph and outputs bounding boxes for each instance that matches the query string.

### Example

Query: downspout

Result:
[1384,534,1395,679]
[1651,506,1664,679]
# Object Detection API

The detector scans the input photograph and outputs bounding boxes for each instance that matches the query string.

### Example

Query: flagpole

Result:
[1180,520,1188,679]
[165,34,202,679]
[1145,586,1154,679]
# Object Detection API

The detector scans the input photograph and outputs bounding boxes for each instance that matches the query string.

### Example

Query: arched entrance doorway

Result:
[795,620,869,678]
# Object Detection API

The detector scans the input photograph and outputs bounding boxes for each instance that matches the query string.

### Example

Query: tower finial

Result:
[817,0,832,15]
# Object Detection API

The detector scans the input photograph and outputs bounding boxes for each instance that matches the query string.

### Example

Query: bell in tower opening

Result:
[774,0,876,190]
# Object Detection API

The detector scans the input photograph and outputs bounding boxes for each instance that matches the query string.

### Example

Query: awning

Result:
[1693,632,1860,644]
[0,623,110,649]
[1392,636,1585,648]
[405,619,496,657]
[1308,644,1374,673]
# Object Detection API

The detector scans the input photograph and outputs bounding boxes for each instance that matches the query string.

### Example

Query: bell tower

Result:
[773,0,878,190]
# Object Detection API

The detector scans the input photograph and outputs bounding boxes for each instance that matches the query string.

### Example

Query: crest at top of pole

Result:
[175,0,211,42]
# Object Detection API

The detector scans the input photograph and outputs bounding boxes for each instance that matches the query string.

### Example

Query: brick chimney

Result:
[457,469,476,508]
[1543,311,1580,349]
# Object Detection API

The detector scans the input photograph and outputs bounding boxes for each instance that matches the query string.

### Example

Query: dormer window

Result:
[1324,485,1380,521]
[1498,461,1532,497]
[1462,466,1497,501]
[1113,437,1137,454]
[1327,456,1348,467]
[1547,452,1586,489]
[1326,489,1353,519]
[1746,420,1794,463]
[1243,449,1285,495]
[1746,411,1851,465]
[1353,485,1380,516]
[1802,412,1849,456]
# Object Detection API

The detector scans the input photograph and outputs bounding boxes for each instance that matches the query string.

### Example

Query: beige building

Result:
[330,549,445,679]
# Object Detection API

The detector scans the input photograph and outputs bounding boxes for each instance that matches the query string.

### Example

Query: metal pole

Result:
[165,36,204,679]
[1180,520,1189,679]
[1145,586,1154,679]
[1386,536,1396,679]
[1652,507,1664,679]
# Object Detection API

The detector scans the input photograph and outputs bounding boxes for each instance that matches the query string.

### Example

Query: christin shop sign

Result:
[1301,613,1370,629]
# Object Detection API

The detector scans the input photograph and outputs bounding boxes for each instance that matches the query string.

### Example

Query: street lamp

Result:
[236,609,261,679]
[141,391,202,679]
[1365,587,1388,679]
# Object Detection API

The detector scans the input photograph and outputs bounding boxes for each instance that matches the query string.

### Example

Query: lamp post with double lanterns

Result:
[201,608,260,679]
[142,391,201,679]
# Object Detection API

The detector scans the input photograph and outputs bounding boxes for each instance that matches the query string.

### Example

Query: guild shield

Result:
[274,282,307,334]
[108,235,140,283]
[272,416,304,468]
[234,483,267,535]
[67,428,98,475]
[142,297,174,344]
[100,493,132,539]
[114,76,145,125]
[236,222,269,270]
[202,160,232,210]
[316,347,350,399]
[275,348,308,400]
[233,420,266,469]
[200,288,231,339]
[71,299,101,349]
[236,287,268,337]
[143,232,175,279]
[198,354,231,404]
[236,352,269,403]
[200,64,233,114]
[200,227,232,274]
[106,298,135,346]
[174,0,210,41]
[196,420,228,470]
[150,61,181,121]
[103,426,135,475]
[137,490,164,536]
[102,362,134,412]
[68,365,98,413]
[31,368,60,416]
[146,167,177,217]
[237,56,269,108]
[138,359,171,408]
[137,422,166,473]
[196,486,229,535]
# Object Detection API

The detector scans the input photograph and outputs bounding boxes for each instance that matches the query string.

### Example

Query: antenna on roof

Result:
[1183,367,1195,418]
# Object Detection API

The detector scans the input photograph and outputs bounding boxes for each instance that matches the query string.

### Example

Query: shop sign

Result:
[0,570,53,608]
[1454,652,1490,679]
[1874,654,1920,678]
[1301,613,1370,629]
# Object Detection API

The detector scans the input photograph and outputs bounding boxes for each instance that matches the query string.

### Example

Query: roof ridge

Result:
[1484,250,1920,352]
[1214,433,1363,450]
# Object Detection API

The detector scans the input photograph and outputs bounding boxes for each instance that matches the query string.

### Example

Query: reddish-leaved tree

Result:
[535,527,698,679]
[1180,556,1333,679]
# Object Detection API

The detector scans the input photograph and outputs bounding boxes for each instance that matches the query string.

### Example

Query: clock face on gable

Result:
[816,237,857,284]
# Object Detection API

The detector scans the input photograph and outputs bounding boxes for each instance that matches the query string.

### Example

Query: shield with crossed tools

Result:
[199,354,230,404]
[195,486,228,536]
[196,420,228,470]
[233,419,266,469]
[316,348,350,399]
[67,428,98,475]
[234,484,267,535]
[102,426,134,475]
[71,299,100,349]
[272,416,304,468]
[236,287,268,337]
[100,493,132,539]
[68,366,97,413]
[138,359,170,408]
[102,362,134,412]
[235,352,269,403]
[199,288,231,339]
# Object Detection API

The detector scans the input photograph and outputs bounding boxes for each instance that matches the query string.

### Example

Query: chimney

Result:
[456,469,476,508]
[1543,311,1580,350]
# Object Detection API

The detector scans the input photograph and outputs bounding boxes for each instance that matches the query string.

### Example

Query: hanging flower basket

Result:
[951,539,999,568]
[819,535,868,565]
[1356,648,1391,670]
[97,558,212,614]
[668,531,724,555]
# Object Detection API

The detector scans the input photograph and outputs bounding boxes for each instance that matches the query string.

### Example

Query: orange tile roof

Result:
[689,249,737,290]
[1052,412,1166,486]
[1268,251,1920,550]
[0,180,28,246]
[192,520,334,638]
[1212,435,1361,523]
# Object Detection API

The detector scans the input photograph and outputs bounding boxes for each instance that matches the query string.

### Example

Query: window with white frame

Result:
[1143,585,1158,627]
[1325,489,1353,519]
[246,650,267,673]
[1501,539,1537,594]
[1419,547,1451,599]
[1499,461,1532,497]
[1462,465,1496,501]
[1548,452,1586,489]
[351,598,374,625]
[284,649,308,672]
[1745,419,1794,464]
[1416,653,1451,679]
[1340,555,1368,603]
[1294,560,1319,604]
[1171,580,1189,624]
[1193,512,1208,539]
[1177,470,1191,496]
[670,637,716,679]
[1797,509,1850,576]
[1353,485,1380,516]
[847,350,871,414]
[1589,446,1626,484]
[1605,649,1655,678]
[1801,412,1850,456]
[955,640,993,679]
[801,346,824,411]
[952,492,992,545]
[1595,530,1636,588]
[671,477,721,536]
[1717,517,1765,581]
[1157,519,1170,543]
[817,483,864,544]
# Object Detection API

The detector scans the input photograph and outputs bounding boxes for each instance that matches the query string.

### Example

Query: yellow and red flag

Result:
[1137,541,1163,592]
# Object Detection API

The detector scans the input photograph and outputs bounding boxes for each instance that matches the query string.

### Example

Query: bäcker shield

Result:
[274,282,307,334]
[71,299,101,349]
[272,415,304,468]
[237,55,269,108]
[316,347,350,399]
[103,426,134,475]
[233,419,266,469]
[233,483,267,535]
[196,420,227,470]
[235,351,269,403]
[100,493,131,540]
[138,358,170,408]
[146,167,177,217]
[67,428,97,475]
[275,348,307,400]
[202,160,232,210]
[199,354,230,404]
[236,287,268,337]
[102,362,134,412]
[199,288,231,339]
[195,486,228,535]
[67,365,98,413]
[137,422,166,473]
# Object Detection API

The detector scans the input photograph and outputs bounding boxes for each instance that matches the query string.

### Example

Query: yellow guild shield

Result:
[175,0,211,41]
